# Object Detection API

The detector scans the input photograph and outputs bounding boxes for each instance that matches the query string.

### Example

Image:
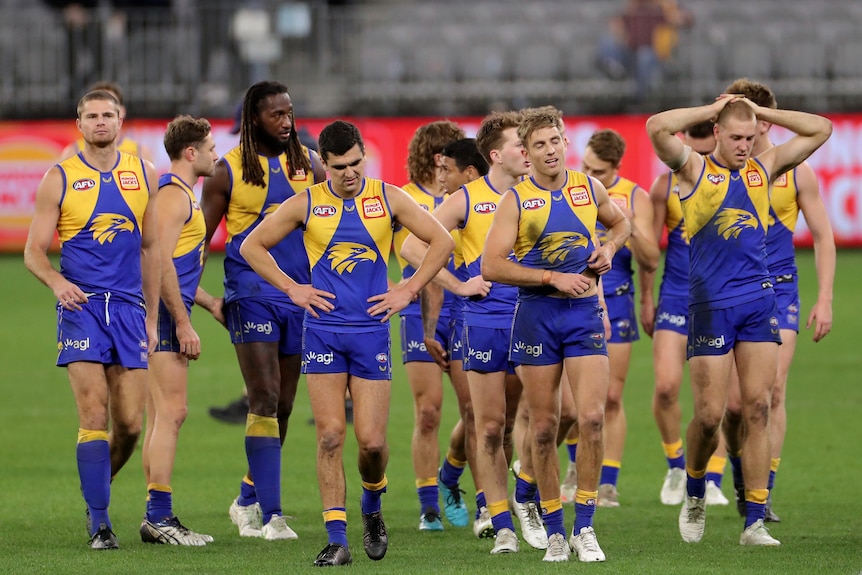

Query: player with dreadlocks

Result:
[201,80,326,540]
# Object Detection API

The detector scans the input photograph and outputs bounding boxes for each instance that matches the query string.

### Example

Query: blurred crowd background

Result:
[4,0,862,120]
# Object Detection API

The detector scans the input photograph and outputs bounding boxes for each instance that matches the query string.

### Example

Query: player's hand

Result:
[146,316,158,356]
[807,299,833,342]
[286,284,335,318]
[367,284,415,322]
[587,244,615,276]
[548,271,593,296]
[53,280,89,311]
[176,321,201,360]
[640,298,656,338]
[457,275,492,298]
[424,336,450,371]
[710,93,744,121]
[210,297,227,327]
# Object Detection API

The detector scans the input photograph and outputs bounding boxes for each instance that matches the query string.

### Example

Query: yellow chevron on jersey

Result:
[460,176,508,269]
[666,172,688,243]
[511,171,596,267]
[682,156,769,240]
[222,145,314,240]
[304,178,393,271]
[769,169,799,231]
[76,135,140,157]
[393,181,440,274]
[160,174,205,260]
[57,152,148,243]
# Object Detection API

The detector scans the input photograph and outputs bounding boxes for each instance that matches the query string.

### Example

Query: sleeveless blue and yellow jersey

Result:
[222,145,314,304]
[158,173,205,310]
[460,175,518,327]
[511,171,598,301]
[303,178,394,329]
[76,135,140,157]
[680,155,772,311]
[596,176,639,296]
[393,182,457,318]
[660,171,690,298]
[56,151,150,303]
[765,168,800,277]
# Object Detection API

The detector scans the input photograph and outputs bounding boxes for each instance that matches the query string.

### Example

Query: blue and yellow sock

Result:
[514,470,537,504]
[238,474,257,506]
[541,498,566,537]
[686,466,707,498]
[728,453,744,490]
[323,507,348,547]
[574,489,597,533]
[475,490,487,520]
[663,439,685,470]
[745,488,768,528]
[77,429,111,535]
[566,438,578,463]
[705,455,726,487]
[245,414,282,525]
[416,477,439,513]
[438,453,466,488]
[600,459,621,487]
[146,483,173,522]
[769,458,780,490]
[361,477,387,515]
[488,499,515,533]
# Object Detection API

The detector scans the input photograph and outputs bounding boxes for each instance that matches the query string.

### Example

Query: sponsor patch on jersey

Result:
[474,201,497,214]
[72,178,96,191]
[774,173,788,187]
[118,171,140,190]
[289,168,307,181]
[376,352,388,363]
[706,173,726,185]
[746,170,763,187]
[362,196,385,219]
[313,205,337,217]
[610,193,629,209]
[566,185,591,206]
[522,197,546,210]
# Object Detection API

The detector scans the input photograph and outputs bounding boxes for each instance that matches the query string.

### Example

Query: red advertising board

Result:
[0,115,857,251]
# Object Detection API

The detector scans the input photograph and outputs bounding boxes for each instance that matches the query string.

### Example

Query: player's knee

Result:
[416,402,442,434]
[531,416,559,447]
[479,419,505,451]
[696,413,723,438]
[164,402,188,429]
[743,398,770,427]
[358,437,387,461]
[578,408,605,439]
[318,428,346,453]
[605,389,624,412]
[247,387,279,416]
[653,382,679,411]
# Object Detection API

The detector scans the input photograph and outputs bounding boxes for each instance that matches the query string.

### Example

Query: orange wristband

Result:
[541,270,552,285]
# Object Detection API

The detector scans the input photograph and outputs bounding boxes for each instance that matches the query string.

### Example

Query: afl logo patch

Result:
[706,173,726,185]
[313,205,337,217]
[289,168,307,181]
[473,202,497,214]
[362,196,385,219]
[72,178,96,191]
[746,170,763,187]
[375,353,388,363]
[567,185,591,206]
[522,197,546,210]
[118,171,140,190]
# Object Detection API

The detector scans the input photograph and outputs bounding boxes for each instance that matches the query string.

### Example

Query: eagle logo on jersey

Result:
[539,231,589,264]
[326,242,378,274]
[88,213,135,244]
[714,208,757,240]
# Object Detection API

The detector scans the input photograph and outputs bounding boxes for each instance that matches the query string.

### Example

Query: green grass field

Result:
[0,251,860,574]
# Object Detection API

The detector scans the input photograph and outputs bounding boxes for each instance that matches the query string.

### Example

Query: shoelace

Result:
[444,485,465,506]
[687,504,705,523]
[580,531,600,553]
[525,502,544,530]
[548,535,568,554]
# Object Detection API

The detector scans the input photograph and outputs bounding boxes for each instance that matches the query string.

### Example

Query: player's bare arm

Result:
[795,161,835,342]
[240,192,335,318]
[24,167,89,311]
[746,104,833,182]
[367,184,454,322]
[639,172,671,336]
[155,182,201,360]
[590,177,631,275]
[629,186,660,273]
[481,190,592,295]
[140,160,161,354]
